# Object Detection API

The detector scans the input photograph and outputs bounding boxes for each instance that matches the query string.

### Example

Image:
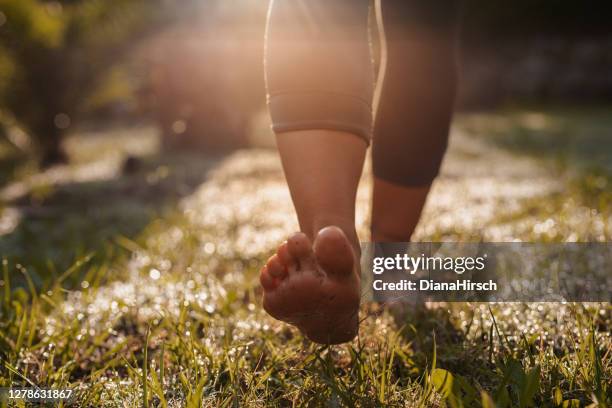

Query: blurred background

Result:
[0,0,610,277]
[1,0,610,162]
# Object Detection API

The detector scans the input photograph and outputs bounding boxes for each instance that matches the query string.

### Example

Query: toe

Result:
[287,232,314,264]
[277,241,296,268]
[259,266,277,291]
[266,254,287,279]
[313,226,355,278]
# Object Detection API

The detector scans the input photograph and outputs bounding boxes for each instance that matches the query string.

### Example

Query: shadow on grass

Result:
[0,143,226,289]
[387,304,494,385]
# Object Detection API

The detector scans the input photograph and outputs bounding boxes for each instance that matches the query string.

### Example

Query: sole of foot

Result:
[260,226,361,344]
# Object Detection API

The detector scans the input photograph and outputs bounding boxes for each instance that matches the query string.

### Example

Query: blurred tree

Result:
[0,0,178,166]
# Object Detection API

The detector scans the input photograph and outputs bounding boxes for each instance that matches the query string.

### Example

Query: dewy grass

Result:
[0,110,610,406]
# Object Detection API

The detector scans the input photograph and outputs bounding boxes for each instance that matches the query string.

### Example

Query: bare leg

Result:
[261,0,372,344]
[371,178,430,241]
[260,130,365,344]
[276,130,366,246]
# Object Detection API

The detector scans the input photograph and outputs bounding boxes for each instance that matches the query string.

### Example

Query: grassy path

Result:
[0,110,610,406]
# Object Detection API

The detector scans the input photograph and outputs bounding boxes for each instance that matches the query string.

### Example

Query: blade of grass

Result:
[143,325,150,408]
[56,252,95,286]
[2,359,38,388]
[14,308,28,352]
[159,341,165,390]
[18,265,37,303]
[2,258,10,310]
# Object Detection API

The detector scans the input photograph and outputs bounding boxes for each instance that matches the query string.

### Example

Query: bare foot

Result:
[260,226,361,344]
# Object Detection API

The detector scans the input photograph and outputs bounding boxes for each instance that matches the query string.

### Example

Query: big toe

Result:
[313,226,355,278]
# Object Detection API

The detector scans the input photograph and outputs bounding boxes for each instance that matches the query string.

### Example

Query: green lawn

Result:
[0,108,610,407]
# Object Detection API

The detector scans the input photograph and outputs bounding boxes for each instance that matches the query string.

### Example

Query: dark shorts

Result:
[265,0,461,186]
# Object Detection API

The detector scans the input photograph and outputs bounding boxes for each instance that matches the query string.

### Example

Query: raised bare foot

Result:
[260,226,361,344]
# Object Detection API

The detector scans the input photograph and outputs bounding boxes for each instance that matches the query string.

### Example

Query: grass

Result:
[0,108,611,407]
